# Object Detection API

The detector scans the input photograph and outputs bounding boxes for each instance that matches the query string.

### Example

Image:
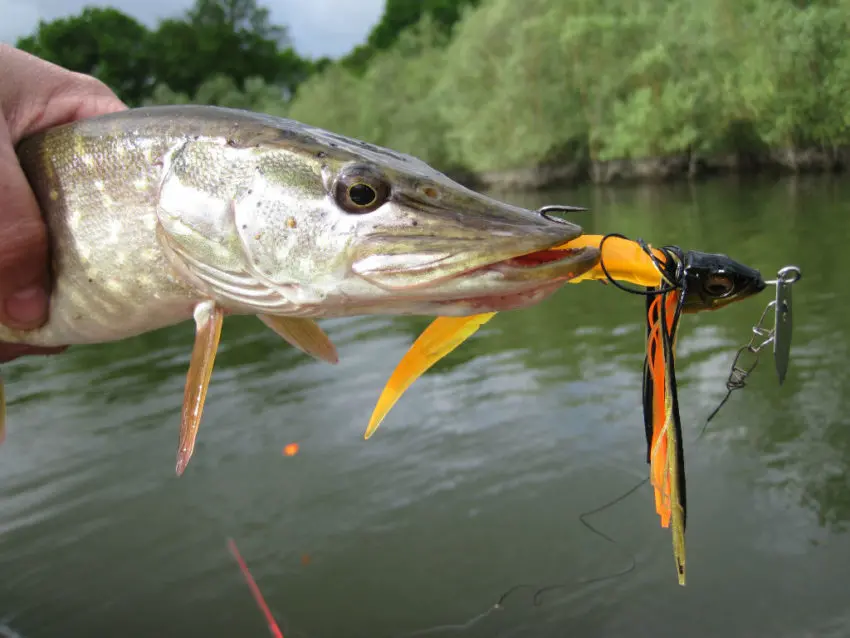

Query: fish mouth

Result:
[350,198,600,312]
[469,244,600,282]
[432,243,601,312]
[353,225,599,290]
[349,233,601,315]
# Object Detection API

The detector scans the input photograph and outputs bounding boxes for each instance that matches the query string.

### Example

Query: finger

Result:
[0,70,127,145]
[0,126,50,330]
[65,79,126,120]
[1,47,126,141]
[16,72,126,138]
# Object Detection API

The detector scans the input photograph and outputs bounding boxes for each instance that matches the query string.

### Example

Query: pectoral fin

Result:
[176,300,224,476]
[257,315,338,364]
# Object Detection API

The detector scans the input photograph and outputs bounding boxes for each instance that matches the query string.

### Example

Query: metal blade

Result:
[773,266,801,385]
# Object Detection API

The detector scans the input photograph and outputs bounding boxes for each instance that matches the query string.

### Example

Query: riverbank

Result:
[457,146,850,193]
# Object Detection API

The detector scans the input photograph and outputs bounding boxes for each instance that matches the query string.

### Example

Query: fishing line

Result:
[696,335,766,441]
[403,245,798,636]
[401,585,538,637]
[597,234,684,295]
[400,558,638,637]
[697,389,736,441]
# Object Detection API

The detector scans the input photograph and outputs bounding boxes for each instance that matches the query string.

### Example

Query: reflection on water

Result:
[2,175,850,637]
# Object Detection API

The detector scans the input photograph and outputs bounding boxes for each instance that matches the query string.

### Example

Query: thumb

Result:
[0,123,49,330]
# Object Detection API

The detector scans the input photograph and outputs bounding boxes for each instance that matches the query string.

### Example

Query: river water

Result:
[1,175,849,638]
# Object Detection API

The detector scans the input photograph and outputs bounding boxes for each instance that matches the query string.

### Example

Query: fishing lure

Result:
[627,259,800,585]
[363,229,775,585]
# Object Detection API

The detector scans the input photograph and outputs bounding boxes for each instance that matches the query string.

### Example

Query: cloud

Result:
[0,0,384,58]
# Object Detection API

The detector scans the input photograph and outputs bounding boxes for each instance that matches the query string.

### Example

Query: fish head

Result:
[156,110,600,317]
[681,250,767,313]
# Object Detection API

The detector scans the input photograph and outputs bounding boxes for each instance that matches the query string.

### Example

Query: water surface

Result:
[2,175,849,637]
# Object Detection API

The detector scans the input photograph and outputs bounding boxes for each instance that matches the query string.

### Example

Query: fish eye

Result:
[703,274,735,298]
[349,183,377,207]
[334,166,390,214]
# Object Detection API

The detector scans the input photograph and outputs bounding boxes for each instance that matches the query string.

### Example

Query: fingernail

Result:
[5,286,48,325]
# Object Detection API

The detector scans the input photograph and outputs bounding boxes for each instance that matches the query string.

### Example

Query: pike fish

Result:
[0,105,601,474]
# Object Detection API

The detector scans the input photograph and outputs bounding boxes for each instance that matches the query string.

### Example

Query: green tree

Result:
[16,8,153,105]
[15,0,318,107]
[187,0,287,43]
[144,74,289,117]
[148,0,308,98]
[288,17,453,167]
[428,0,850,173]
[738,2,850,152]
[435,0,594,172]
[342,0,481,71]
[366,0,481,49]
[17,0,850,177]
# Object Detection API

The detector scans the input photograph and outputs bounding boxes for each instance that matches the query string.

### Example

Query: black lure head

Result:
[680,251,766,313]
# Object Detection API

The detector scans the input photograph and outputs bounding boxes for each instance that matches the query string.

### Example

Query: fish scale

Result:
[16,124,196,346]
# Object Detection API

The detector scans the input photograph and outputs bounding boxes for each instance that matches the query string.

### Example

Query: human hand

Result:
[0,44,126,363]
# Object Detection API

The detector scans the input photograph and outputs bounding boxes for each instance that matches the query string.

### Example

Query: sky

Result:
[0,0,385,59]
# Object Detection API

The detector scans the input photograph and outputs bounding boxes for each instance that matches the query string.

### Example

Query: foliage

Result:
[341,0,480,72]
[16,0,850,175]
[423,0,850,170]
[288,17,454,167]
[16,8,154,106]
[143,75,289,116]
[147,0,309,99]
[16,0,312,107]
[288,0,850,174]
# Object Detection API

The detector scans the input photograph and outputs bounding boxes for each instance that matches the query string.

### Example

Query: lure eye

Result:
[334,165,390,214]
[703,274,735,298]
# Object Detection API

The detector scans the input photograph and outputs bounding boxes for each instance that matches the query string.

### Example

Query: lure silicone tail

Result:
[364,313,496,439]
[642,288,687,585]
